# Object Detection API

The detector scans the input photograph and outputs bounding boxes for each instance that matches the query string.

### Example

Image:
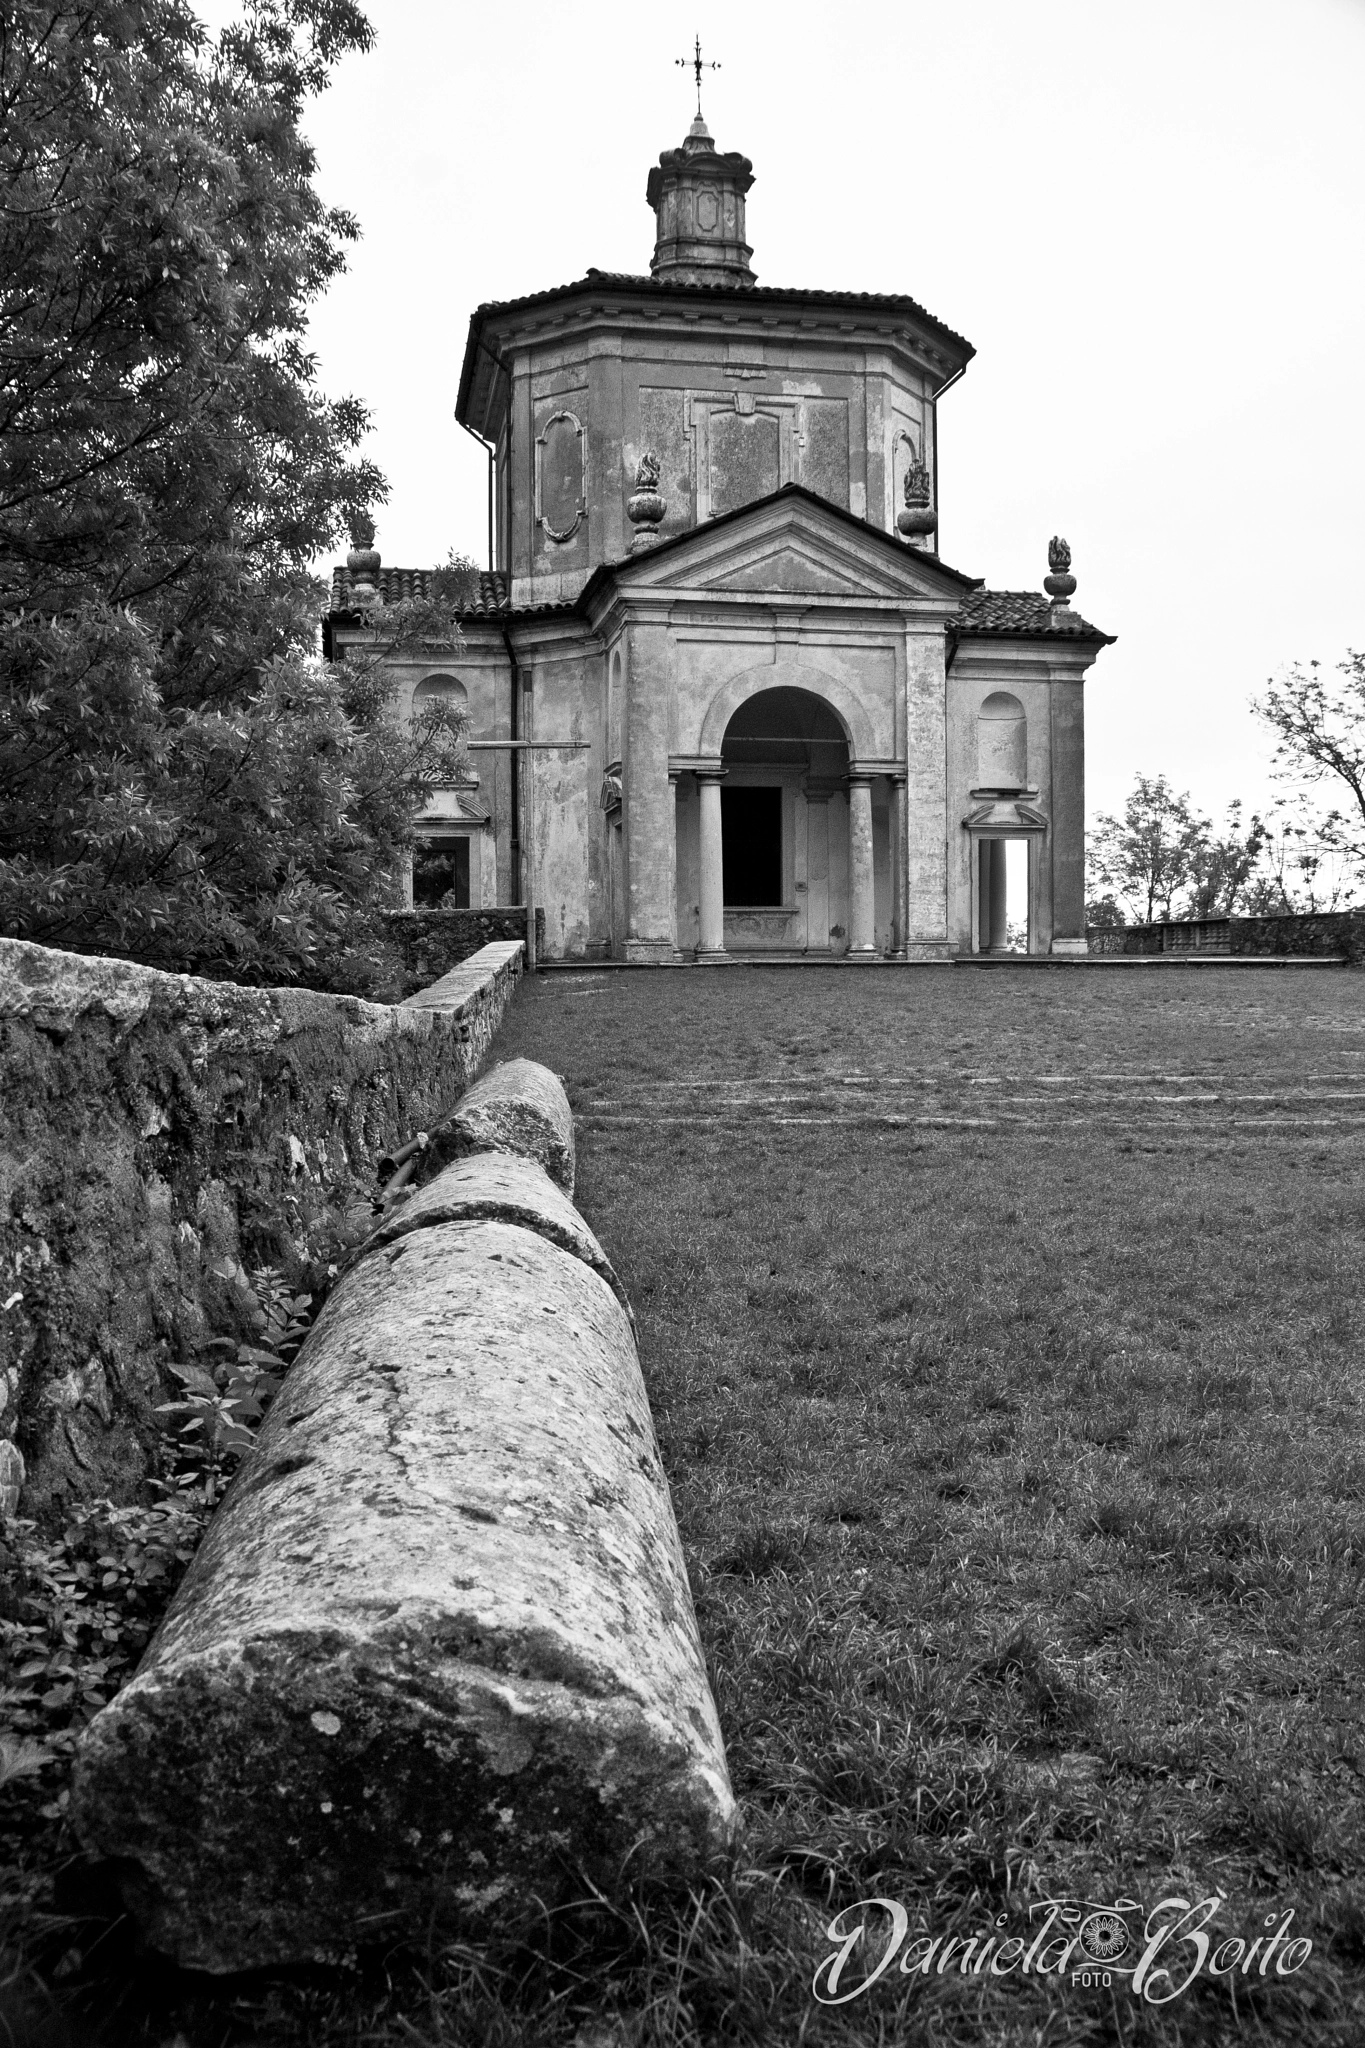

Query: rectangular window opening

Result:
[413,836,471,909]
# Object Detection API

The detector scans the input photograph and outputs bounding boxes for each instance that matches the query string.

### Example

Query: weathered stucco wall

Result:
[0,938,523,1520]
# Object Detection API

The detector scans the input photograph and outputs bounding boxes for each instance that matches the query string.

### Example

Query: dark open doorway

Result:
[722,786,782,905]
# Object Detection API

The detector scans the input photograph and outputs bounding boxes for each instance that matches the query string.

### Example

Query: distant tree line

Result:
[1088,653,1365,927]
[0,0,468,993]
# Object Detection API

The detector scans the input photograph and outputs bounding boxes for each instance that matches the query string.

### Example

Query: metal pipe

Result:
[376,1131,429,1183]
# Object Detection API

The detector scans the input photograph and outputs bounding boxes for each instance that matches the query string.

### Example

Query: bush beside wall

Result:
[384,908,546,996]
[0,938,522,1522]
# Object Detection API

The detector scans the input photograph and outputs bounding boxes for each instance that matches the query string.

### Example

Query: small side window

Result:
[413,836,470,908]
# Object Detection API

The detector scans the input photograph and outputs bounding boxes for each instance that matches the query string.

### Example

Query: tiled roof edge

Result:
[958,588,1115,644]
[457,270,974,420]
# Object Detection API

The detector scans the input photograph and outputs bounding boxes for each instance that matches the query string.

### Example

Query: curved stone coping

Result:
[0,936,524,1520]
[71,1217,735,1971]
[356,1152,628,1318]
[402,939,525,1013]
[429,1057,575,1194]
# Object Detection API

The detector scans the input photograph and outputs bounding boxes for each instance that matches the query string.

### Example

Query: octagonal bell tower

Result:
[647,116,755,287]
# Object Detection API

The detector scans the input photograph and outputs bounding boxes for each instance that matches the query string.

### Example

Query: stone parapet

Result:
[71,1144,734,1970]
[1087,911,1365,964]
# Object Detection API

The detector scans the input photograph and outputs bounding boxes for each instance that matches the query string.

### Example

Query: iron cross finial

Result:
[676,34,719,119]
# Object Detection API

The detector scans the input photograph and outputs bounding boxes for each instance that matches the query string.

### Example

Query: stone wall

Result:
[0,938,523,1521]
[1088,910,1365,964]
[384,907,544,995]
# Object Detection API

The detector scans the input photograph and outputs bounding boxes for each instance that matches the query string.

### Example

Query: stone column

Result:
[890,773,908,957]
[668,770,680,955]
[988,839,1008,949]
[71,1140,735,1972]
[697,769,726,959]
[847,775,876,956]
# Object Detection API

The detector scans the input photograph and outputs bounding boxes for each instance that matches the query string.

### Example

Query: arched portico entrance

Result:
[678,685,893,958]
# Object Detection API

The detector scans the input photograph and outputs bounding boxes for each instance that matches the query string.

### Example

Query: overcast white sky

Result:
[291,0,1365,823]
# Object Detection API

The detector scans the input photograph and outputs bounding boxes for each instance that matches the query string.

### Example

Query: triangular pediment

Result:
[701,538,870,597]
[597,484,980,608]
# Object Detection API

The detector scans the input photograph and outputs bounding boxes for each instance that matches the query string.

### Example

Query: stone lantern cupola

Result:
[647,116,755,287]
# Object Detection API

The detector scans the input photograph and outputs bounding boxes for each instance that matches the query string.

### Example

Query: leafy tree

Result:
[1085,889,1127,929]
[430,550,483,610]
[1243,805,1355,916]
[1253,653,1365,901]
[1088,775,1209,924]
[0,0,456,990]
[1185,799,1268,917]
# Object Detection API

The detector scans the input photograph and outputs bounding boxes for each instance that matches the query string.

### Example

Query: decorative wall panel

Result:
[800,398,850,510]
[536,410,586,545]
[709,409,780,515]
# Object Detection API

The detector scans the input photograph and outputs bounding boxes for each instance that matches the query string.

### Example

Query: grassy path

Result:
[485,963,1365,2045]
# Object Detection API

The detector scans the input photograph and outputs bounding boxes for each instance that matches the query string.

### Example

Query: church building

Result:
[326,105,1114,963]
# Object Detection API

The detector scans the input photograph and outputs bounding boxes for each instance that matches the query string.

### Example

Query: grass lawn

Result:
[6,963,1364,2045]
[479,962,1365,2045]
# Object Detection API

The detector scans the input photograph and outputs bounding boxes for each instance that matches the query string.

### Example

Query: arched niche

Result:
[412,673,468,715]
[977,691,1027,791]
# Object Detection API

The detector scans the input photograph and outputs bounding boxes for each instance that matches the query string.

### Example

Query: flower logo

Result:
[1079,1911,1131,1964]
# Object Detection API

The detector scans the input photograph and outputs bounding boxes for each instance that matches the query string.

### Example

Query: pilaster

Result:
[622,614,676,962]
[1049,672,1087,951]
[904,624,950,953]
[510,356,536,599]
[587,344,626,567]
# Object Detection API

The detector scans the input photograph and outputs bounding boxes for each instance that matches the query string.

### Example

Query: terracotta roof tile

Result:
[325,566,1114,645]
[959,589,1114,643]
[327,567,511,617]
